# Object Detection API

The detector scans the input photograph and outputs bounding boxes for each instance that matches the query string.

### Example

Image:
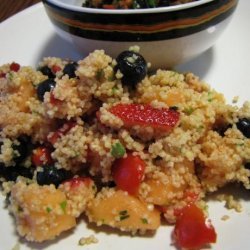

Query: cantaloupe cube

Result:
[86,188,160,233]
[10,181,76,242]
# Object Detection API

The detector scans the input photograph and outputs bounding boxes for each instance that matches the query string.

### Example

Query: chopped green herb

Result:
[112,86,118,95]
[197,125,204,132]
[60,200,67,213]
[111,142,126,158]
[31,110,40,116]
[46,207,52,213]
[119,210,128,216]
[8,72,14,80]
[207,91,213,102]
[146,0,156,7]
[108,73,115,81]
[141,218,148,224]
[119,210,130,221]
[96,69,104,81]
[169,106,178,111]
[203,204,209,213]
[120,214,130,221]
[184,107,194,115]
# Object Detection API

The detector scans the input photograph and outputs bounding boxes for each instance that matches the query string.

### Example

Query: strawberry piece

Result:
[10,62,20,72]
[103,4,116,9]
[63,177,93,189]
[109,103,179,131]
[31,146,53,167]
[49,92,63,106]
[0,72,6,78]
[47,132,60,145]
[51,65,61,74]
[47,121,76,145]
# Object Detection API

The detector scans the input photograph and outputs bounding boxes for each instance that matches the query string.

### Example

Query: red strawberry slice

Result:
[51,65,61,74]
[10,62,20,72]
[31,146,53,167]
[0,72,6,78]
[47,121,76,145]
[109,103,179,131]
[63,177,93,189]
[49,92,63,106]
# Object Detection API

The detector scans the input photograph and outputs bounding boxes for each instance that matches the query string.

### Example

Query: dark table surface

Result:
[0,0,41,22]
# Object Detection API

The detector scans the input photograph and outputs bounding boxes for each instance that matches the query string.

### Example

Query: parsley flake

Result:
[119,210,130,221]
[46,207,52,213]
[60,200,67,213]
[141,218,148,224]
[111,142,126,158]
[112,86,118,94]
[96,69,104,81]
[184,107,194,115]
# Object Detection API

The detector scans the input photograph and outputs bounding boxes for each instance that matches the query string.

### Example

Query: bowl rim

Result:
[43,0,215,14]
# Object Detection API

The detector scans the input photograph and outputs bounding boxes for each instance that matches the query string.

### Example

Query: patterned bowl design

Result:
[42,0,238,68]
[43,0,237,41]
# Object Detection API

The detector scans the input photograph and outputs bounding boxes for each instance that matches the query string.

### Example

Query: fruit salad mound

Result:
[0,48,250,249]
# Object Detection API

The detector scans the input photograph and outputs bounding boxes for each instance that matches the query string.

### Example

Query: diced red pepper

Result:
[109,103,179,131]
[47,121,76,145]
[174,204,217,249]
[31,146,53,166]
[112,152,145,195]
[10,62,20,72]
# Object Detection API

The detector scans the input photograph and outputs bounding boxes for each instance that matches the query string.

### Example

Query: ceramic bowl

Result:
[42,0,238,69]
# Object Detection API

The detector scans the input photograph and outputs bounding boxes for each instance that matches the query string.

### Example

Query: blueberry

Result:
[213,124,232,137]
[63,62,78,79]
[158,0,171,7]
[37,78,56,101]
[38,66,55,79]
[36,165,72,187]
[0,164,34,181]
[12,135,31,164]
[236,118,250,138]
[115,51,147,87]
[1,137,33,181]
[0,162,5,175]
[245,162,250,170]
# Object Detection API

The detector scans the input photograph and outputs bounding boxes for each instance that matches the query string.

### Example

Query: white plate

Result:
[0,2,250,250]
